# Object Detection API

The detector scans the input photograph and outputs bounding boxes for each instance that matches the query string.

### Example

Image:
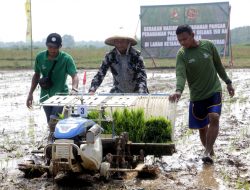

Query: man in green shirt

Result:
[26,33,79,141]
[169,25,235,164]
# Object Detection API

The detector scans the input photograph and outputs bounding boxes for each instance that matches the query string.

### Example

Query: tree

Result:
[62,34,75,48]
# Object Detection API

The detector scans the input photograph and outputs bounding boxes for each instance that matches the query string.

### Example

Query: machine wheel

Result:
[100,162,110,180]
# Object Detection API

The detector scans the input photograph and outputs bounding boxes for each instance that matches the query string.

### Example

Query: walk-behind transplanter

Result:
[18,93,177,182]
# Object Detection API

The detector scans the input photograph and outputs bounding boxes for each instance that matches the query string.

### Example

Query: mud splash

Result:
[0,69,250,190]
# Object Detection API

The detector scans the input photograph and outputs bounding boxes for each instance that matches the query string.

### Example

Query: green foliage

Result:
[87,108,172,143]
[87,109,100,120]
[112,108,146,142]
[58,113,64,119]
[87,109,112,133]
[144,117,172,143]
[236,179,250,190]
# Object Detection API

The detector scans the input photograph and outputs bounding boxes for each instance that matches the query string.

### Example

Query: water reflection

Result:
[197,164,231,190]
[0,154,19,170]
[0,70,46,170]
[197,165,220,189]
[0,69,250,189]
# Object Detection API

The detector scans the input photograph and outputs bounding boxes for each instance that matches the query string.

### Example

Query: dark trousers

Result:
[43,106,63,124]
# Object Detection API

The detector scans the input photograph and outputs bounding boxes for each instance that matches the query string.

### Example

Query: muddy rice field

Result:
[0,68,250,190]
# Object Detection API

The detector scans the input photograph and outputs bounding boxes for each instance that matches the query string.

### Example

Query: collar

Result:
[45,50,60,61]
[115,43,131,55]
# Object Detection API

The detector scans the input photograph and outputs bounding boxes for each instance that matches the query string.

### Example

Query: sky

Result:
[0,0,249,42]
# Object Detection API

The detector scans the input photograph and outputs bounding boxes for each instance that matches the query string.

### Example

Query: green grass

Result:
[0,44,250,69]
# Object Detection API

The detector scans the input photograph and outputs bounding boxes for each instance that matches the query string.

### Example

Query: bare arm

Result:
[71,73,79,91]
[169,90,182,103]
[26,72,40,108]
[227,83,235,97]
[169,50,186,103]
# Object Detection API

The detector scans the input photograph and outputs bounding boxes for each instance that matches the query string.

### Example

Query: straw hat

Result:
[104,28,137,46]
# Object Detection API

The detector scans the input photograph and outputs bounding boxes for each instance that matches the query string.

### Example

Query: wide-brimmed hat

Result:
[105,28,137,46]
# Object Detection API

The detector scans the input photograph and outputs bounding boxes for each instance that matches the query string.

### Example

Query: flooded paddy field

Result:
[0,68,249,190]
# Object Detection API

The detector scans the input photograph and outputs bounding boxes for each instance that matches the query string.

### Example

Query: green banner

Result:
[140,2,230,58]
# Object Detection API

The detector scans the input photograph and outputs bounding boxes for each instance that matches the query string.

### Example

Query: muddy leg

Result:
[199,126,215,156]
[204,113,219,157]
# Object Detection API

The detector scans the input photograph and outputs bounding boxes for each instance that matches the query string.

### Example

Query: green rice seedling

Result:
[87,108,172,143]
[228,136,240,152]
[239,96,248,103]
[175,127,193,145]
[112,108,146,142]
[236,178,250,190]
[112,108,124,135]
[87,109,112,133]
[129,108,146,142]
[87,109,100,121]
[15,150,23,158]
[143,116,172,143]
[220,169,230,185]
[112,108,127,136]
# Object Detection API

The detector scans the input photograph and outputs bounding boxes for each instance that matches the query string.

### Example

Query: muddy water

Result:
[0,69,250,190]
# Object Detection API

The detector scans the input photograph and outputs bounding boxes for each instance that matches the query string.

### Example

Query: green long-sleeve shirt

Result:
[176,40,230,101]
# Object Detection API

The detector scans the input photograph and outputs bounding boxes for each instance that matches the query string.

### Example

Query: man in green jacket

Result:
[169,24,235,164]
[26,33,79,141]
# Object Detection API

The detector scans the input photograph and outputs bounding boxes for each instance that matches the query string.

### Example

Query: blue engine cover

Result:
[54,117,96,139]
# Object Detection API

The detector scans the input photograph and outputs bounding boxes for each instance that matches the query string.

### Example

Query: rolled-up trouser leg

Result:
[47,115,59,143]
[43,106,63,123]
[43,106,63,143]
